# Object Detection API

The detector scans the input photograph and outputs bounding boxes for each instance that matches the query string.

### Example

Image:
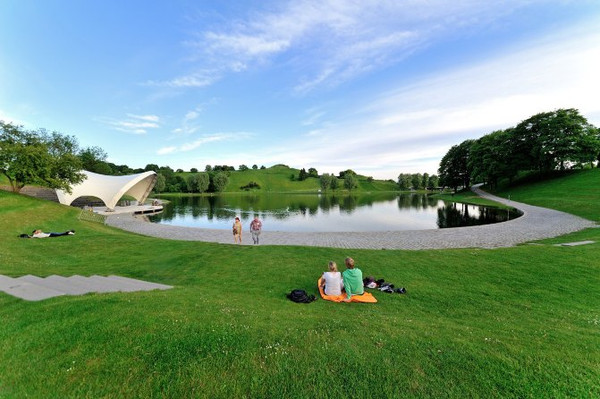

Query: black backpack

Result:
[287,289,316,303]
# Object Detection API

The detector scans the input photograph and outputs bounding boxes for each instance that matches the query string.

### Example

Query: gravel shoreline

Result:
[105,187,596,250]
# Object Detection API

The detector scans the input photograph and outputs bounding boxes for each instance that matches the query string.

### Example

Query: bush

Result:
[240,181,261,191]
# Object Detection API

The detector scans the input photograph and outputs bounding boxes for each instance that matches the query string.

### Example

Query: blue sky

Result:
[1,1,599,179]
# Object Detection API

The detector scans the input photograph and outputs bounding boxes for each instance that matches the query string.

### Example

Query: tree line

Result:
[0,121,236,194]
[437,109,600,191]
[397,173,440,191]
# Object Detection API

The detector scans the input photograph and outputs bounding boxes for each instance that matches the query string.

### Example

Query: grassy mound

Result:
[0,170,598,398]
[176,164,399,193]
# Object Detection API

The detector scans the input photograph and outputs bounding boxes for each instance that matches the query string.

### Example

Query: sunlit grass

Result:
[0,170,599,398]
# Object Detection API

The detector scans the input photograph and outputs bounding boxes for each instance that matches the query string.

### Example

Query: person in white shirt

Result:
[320,261,344,296]
[28,229,75,238]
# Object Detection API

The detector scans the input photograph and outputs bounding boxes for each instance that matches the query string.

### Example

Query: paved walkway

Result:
[105,187,596,250]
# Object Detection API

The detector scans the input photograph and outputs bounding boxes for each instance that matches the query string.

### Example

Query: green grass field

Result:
[0,170,599,398]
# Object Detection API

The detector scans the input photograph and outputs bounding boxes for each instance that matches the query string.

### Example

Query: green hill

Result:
[493,168,600,222]
[176,164,399,193]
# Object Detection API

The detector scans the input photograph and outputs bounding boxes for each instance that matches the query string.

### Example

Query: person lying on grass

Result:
[21,229,75,238]
[342,257,364,302]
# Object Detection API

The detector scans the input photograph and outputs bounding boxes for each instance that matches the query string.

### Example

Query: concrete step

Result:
[32,275,89,295]
[106,275,173,291]
[0,274,173,301]
[1,275,65,301]
[0,275,18,290]
[68,275,121,293]
[88,275,145,292]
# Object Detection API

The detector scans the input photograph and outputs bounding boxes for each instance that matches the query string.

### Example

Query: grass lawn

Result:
[0,170,599,398]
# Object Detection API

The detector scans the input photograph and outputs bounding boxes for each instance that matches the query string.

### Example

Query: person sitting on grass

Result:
[342,257,364,302]
[320,261,344,296]
[24,229,75,238]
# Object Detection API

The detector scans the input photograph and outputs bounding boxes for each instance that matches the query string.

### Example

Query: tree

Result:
[205,164,212,172]
[176,168,184,173]
[320,173,333,191]
[79,146,112,174]
[190,167,198,173]
[438,140,473,192]
[144,164,159,173]
[469,129,514,189]
[344,173,358,191]
[427,175,439,189]
[212,172,229,192]
[330,176,339,190]
[298,168,308,181]
[421,173,429,190]
[338,169,356,179]
[308,167,318,178]
[153,173,166,193]
[411,173,423,190]
[187,174,201,193]
[252,164,258,169]
[187,173,209,193]
[397,173,411,190]
[168,175,186,192]
[0,121,85,193]
[111,163,134,175]
[197,172,210,193]
[239,164,249,171]
[512,109,600,172]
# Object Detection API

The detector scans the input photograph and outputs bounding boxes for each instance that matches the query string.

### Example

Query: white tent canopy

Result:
[55,170,157,210]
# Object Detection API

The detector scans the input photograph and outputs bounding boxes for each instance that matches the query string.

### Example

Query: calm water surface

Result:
[149,193,521,232]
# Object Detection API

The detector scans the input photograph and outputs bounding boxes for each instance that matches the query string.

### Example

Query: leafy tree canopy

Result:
[0,121,85,193]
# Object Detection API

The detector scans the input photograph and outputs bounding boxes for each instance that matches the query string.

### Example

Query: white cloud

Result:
[126,113,160,122]
[157,146,177,155]
[205,32,290,57]
[156,133,250,155]
[99,114,161,135]
[144,70,220,88]
[189,0,554,92]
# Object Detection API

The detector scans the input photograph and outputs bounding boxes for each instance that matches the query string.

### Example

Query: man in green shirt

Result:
[342,257,364,302]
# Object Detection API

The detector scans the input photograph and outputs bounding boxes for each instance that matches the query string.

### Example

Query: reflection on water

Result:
[149,193,522,232]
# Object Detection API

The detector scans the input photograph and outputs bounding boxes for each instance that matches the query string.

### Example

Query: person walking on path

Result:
[232,217,242,244]
[249,216,263,244]
[342,257,364,302]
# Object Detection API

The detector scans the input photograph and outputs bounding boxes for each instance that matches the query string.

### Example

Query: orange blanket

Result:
[317,278,377,303]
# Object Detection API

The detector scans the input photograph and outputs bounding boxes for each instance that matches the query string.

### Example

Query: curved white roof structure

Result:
[56,170,157,210]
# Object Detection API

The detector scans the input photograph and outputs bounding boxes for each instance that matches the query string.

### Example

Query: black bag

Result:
[287,289,316,303]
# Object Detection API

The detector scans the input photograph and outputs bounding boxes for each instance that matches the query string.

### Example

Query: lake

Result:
[149,193,522,232]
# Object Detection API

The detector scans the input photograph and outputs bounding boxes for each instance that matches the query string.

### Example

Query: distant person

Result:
[24,229,75,238]
[342,257,364,302]
[320,261,344,296]
[249,215,262,244]
[232,217,242,244]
